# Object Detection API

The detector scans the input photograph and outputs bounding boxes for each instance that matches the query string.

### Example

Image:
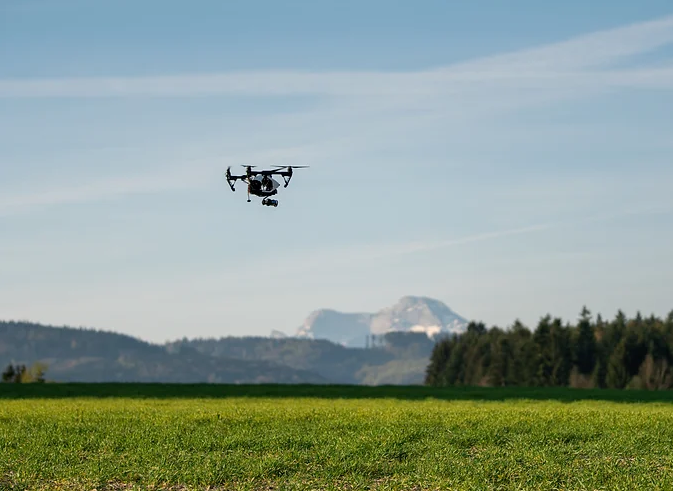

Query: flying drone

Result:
[225,165,309,207]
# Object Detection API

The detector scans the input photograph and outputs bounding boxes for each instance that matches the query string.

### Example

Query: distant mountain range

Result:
[0,296,468,385]
[0,321,326,384]
[295,296,468,347]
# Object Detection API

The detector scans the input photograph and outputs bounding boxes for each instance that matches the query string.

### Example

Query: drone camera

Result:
[262,198,278,207]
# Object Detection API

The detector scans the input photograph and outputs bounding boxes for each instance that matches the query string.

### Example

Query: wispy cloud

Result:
[2,14,672,216]
[446,14,673,71]
[228,203,673,282]
[228,224,554,282]
[310,223,556,267]
[91,202,670,317]
[0,144,320,216]
[4,202,669,340]
[1,15,672,99]
[0,166,203,217]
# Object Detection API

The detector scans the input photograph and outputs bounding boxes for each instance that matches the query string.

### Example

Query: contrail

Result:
[311,204,673,268]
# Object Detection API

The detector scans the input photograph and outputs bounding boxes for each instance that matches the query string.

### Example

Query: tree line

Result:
[425,307,673,390]
[1,362,48,383]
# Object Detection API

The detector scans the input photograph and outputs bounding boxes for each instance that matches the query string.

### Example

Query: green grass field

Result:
[2,385,673,490]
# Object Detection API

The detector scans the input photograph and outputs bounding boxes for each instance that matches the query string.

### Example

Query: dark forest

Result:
[425,307,673,390]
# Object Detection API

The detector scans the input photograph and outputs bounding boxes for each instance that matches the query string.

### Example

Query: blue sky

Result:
[1,0,673,343]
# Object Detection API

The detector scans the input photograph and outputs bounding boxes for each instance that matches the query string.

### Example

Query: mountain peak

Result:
[295,296,468,347]
[391,295,458,312]
[371,296,468,337]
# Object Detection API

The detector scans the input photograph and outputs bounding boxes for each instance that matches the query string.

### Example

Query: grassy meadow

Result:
[2,384,673,490]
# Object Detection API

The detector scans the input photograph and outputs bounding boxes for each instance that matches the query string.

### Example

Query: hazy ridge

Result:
[1,297,463,384]
[0,320,437,385]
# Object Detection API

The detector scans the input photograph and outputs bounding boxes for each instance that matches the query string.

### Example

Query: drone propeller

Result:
[272,165,309,169]
[224,166,237,191]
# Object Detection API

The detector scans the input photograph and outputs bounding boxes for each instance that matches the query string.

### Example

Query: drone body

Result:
[225,165,308,207]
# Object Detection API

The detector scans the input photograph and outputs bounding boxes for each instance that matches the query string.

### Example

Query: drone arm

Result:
[225,173,249,192]
[225,175,238,191]
[282,173,292,188]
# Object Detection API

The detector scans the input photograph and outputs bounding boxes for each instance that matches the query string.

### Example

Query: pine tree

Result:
[425,338,453,386]
[549,318,572,386]
[444,342,467,385]
[606,339,629,388]
[574,306,597,375]
[1,364,16,382]
[486,328,509,386]
[423,309,673,390]
[532,315,554,385]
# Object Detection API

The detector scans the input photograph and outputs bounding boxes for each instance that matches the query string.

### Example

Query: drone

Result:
[225,165,309,207]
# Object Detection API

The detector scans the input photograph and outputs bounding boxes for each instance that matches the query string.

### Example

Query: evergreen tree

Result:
[425,337,453,386]
[574,306,597,375]
[605,338,629,388]
[485,328,511,386]
[1,364,16,382]
[1,364,26,383]
[424,308,673,391]
[532,315,554,385]
[444,341,467,385]
[549,318,572,386]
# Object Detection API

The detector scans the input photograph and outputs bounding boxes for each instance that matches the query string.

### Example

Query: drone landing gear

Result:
[262,198,278,207]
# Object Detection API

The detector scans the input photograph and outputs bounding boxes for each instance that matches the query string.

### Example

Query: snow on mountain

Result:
[296,296,468,347]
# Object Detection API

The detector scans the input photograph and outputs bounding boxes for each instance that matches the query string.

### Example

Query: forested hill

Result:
[0,321,436,384]
[8,308,670,388]
[165,330,436,384]
[0,321,327,383]
[426,308,673,390]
